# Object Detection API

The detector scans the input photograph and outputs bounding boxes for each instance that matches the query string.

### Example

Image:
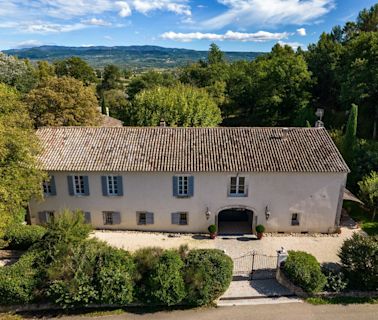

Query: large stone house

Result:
[30,126,349,234]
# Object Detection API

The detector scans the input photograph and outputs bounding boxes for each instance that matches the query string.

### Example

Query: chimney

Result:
[160,119,166,127]
[282,127,289,139]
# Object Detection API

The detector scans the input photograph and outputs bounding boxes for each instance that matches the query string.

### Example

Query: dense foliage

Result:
[4,224,46,250]
[338,234,378,291]
[0,250,41,304]
[184,249,233,306]
[0,84,45,235]
[0,212,233,307]
[284,251,327,293]
[129,84,222,127]
[26,76,100,127]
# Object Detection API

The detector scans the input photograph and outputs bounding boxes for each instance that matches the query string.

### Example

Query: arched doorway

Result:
[217,208,253,235]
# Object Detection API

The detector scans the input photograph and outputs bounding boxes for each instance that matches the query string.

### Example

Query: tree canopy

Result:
[26,76,101,127]
[54,57,97,85]
[128,84,222,127]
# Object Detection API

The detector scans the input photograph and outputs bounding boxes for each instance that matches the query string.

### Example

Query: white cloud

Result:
[161,30,290,42]
[82,18,111,26]
[202,0,335,29]
[116,1,132,17]
[296,27,306,36]
[278,40,304,50]
[15,39,45,48]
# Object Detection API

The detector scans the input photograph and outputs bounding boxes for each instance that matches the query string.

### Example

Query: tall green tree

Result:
[128,84,222,127]
[0,84,45,234]
[358,171,378,221]
[208,43,225,65]
[26,76,101,127]
[342,104,358,165]
[99,64,123,92]
[54,57,97,85]
[0,53,37,93]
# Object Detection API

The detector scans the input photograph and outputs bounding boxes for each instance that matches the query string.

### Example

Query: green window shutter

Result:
[67,176,74,195]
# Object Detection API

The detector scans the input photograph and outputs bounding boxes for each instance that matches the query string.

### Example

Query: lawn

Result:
[306,296,378,305]
[343,201,378,236]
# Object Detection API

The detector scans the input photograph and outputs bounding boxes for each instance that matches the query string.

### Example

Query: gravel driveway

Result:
[93,227,362,263]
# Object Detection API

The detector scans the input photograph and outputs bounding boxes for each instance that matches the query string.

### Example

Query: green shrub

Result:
[184,249,233,306]
[95,247,135,305]
[0,250,41,304]
[4,224,46,250]
[145,250,186,306]
[284,251,326,293]
[338,234,377,291]
[40,210,92,263]
[46,240,135,308]
[256,225,265,233]
[322,269,348,293]
[208,225,217,234]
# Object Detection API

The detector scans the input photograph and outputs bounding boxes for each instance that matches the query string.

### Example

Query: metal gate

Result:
[233,251,278,280]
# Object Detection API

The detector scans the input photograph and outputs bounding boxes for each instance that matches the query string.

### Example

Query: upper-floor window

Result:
[67,175,89,196]
[229,176,247,197]
[102,176,123,196]
[43,176,56,196]
[74,175,86,195]
[173,176,194,198]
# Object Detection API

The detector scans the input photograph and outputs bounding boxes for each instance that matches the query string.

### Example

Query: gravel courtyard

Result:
[93,226,362,263]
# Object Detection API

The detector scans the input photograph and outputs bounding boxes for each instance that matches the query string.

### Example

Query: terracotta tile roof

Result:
[100,115,123,127]
[35,127,349,173]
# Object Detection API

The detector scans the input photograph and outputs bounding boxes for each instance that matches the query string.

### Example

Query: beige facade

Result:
[30,171,347,234]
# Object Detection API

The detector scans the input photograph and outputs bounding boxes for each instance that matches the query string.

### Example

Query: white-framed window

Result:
[74,175,85,195]
[107,176,119,196]
[229,176,247,196]
[43,181,52,194]
[177,176,189,196]
[137,212,154,225]
[291,213,300,226]
[102,211,121,225]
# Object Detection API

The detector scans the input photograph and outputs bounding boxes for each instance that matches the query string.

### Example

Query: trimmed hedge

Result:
[338,234,378,291]
[4,224,46,250]
[184,249,233,306]
[284,251,326,293]
[0,250,41,304]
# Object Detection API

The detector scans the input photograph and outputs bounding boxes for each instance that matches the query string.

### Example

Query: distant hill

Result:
[3,45,264,70]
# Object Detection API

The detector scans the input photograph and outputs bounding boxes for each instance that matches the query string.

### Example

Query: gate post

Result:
[251,250,255,274]
[276,247,288,268]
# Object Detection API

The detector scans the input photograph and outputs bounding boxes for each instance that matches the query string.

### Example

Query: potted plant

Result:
[208,224,217,239]
[256,224,265,239]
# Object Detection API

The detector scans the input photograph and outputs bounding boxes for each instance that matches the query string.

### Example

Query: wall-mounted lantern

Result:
[205,207,211,220]
[265,205,271,220]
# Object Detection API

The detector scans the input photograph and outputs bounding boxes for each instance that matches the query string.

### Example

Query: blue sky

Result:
[0,1,376,51]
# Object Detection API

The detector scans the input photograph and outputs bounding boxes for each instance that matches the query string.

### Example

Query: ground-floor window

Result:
[38,211,55,224]
[291,213,300,225]
[102,211,121,225]
[137,212,154,225]
[172,212,188,225]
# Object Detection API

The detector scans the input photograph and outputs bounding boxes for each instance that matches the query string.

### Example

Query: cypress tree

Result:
[342,104,358,164]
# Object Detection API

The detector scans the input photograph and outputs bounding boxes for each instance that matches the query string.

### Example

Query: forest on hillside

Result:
[0,5,377,231]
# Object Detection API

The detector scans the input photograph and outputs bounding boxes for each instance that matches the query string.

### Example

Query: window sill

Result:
[175,195,192,198]
[228,194,248,198]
